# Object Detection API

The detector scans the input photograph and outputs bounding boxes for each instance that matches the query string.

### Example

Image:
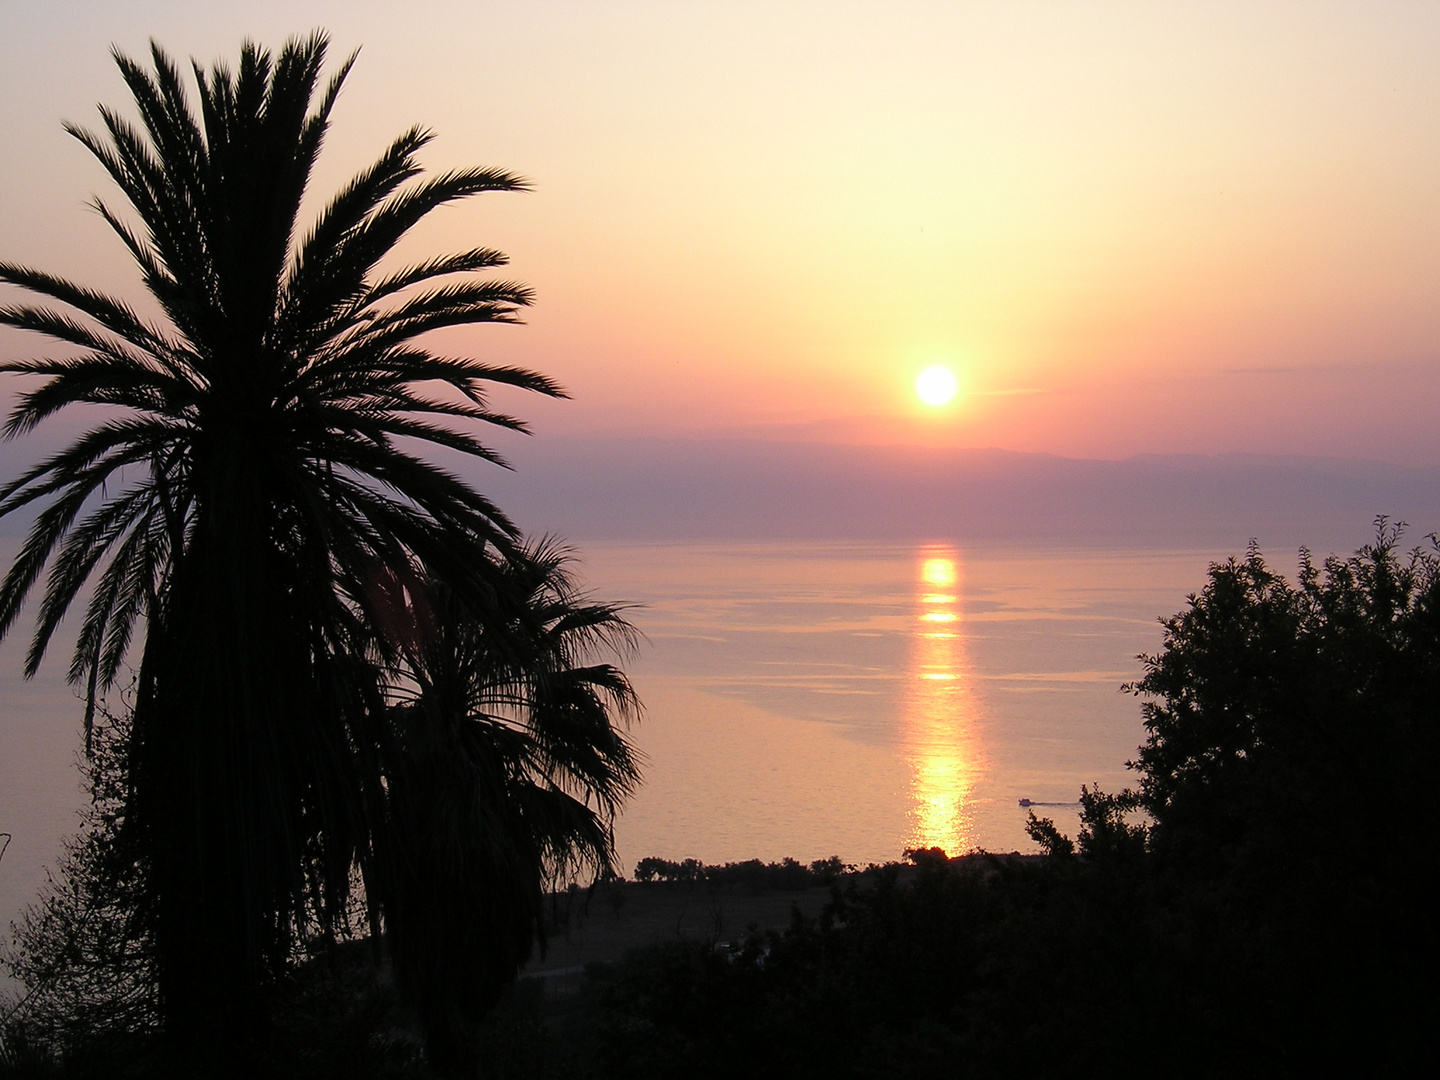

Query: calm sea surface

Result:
[0,539,1233,944]
[583,540,1226,870]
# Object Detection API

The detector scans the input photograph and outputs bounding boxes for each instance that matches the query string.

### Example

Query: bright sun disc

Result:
[916,366,958,407]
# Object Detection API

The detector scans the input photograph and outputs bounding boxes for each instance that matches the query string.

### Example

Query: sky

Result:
[2,1,1440,464]
[3,0,1439,947]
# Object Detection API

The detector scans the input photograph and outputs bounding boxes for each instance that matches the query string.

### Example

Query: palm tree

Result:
[380,538,640,1067]
[0,34,635,1067]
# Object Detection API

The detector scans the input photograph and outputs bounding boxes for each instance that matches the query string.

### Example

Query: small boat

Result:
[1018,798,1033,807]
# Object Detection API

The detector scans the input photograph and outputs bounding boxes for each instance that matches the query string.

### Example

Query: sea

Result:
[586,540,1222,872]
[0,538,1244,949]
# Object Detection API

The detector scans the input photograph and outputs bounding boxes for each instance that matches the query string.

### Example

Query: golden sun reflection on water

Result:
[904,548,983,857]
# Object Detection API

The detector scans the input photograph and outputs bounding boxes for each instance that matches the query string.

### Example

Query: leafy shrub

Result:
[1,705,157,1075]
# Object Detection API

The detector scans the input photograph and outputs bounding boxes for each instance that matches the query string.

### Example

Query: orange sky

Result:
[3,1,1439,463]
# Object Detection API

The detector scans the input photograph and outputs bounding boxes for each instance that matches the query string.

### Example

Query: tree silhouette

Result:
[1128,520,1440,869]
[0,34,632,1070]
[381,539,640,1068]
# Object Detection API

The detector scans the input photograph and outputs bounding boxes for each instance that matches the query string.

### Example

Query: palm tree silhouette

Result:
[0,34,634,1067]
[382,538,640,1067]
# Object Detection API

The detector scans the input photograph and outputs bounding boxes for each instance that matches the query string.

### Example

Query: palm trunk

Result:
[131,464,311,1068]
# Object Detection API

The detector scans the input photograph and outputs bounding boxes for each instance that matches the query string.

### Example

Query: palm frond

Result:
[0,263,184,363]
[0,427,165,641]
[362,248,511,307]
[0,351,197,437]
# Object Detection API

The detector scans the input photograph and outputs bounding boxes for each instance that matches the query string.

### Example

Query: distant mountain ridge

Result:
[477,436,1440,551]
[2,432,1433,552]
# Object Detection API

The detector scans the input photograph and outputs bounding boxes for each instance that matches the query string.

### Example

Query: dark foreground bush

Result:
[586,840,1429,1077]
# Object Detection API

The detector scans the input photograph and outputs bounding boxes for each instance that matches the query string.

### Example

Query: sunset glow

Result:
[904,550,982,857]
[2,3,1438,463]
[921,558,957,588]
[916,366,959,408]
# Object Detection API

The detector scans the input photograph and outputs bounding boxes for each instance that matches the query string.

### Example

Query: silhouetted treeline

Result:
[632,856,850,890]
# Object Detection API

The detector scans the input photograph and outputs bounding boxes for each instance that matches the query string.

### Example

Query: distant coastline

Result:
[475,436,1440,551]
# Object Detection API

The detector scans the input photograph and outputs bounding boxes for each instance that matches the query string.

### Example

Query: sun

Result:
[915,365,958,407]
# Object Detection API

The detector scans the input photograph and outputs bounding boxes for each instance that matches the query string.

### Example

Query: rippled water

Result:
[0,539,1230,943]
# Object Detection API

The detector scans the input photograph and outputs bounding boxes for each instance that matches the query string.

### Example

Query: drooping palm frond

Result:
[380,539,641,1064]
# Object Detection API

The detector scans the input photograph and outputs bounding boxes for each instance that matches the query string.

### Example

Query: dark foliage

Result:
[0,704,156,1076]
[379,542,641,1068]
[631,856,850,891]
[1117,520,1439,1070]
